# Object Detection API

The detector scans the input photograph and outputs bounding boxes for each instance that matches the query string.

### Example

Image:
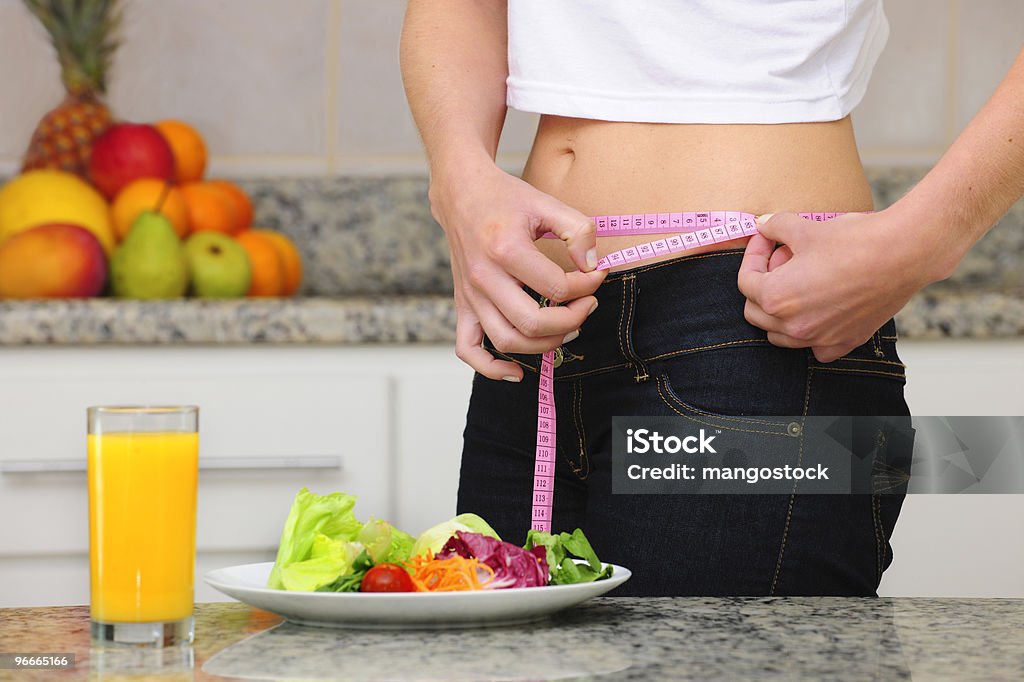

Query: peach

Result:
[0,224,108,298]
[88,123,175,199]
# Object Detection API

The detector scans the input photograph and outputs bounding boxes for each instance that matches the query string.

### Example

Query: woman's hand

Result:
[737,209,954,362]
[431,161,606,381]
[740,47,1024,362]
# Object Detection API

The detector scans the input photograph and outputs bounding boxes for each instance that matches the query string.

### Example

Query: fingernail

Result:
[588,300,599,316]
[563,330,580,344]
[502,375,521,383]
[586,249,598,270]
[756,213,775,226]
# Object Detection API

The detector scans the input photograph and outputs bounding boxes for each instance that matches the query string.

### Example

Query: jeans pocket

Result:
[655,374,796,435]
[650,344,812,431]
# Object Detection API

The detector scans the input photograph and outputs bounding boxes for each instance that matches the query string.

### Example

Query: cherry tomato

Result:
[360,563,417,592]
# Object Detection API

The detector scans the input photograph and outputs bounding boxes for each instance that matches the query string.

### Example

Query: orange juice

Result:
[88,432,198,623]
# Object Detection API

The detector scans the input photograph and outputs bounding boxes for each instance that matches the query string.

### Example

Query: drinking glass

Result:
[88,406,199,647]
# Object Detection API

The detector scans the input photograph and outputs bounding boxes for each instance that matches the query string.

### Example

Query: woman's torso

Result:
[525,116,874,272]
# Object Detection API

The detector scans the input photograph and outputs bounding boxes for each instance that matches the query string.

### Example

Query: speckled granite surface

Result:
[239,177,452,297]
[0,297,457,345]
[1,599,1021,681]
[0,170,1020,345]
[0,291,1021,345]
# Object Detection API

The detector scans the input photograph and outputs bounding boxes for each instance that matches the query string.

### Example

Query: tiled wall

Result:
[0,0,1021,176]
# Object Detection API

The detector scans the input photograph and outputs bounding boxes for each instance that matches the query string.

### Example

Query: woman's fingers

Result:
[470,290,582,353]
[539,202,599,272]
[454,307,525,381]
[469,264,597,340]
[768,244,794,271]
[745,299,810,349]
[743,298,784,333]
[737,233,775,304]
[497,240,606,304]
[766,332,809,349]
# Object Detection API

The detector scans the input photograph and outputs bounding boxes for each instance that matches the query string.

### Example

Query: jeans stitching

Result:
[812,367,906,380]
[570,379,590,480]
[658,377,792,427]
[617,278,630,364]
[819,357,906,368]
[559,364,632,380]
[874,492,884,584]
[770,362,812,595]
[655,376,792,436]
[624,277,649,381]
[873,459,910,493]
[872,330,885,357]
[645,338,768,363]
[872,429,888,585]
[873,489,884,586]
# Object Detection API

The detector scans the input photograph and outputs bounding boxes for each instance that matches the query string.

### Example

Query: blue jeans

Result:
[458,249,910,596]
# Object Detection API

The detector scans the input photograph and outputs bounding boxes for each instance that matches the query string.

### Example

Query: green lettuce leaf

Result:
[358,519,416,564]
[317,550,375,593]
[411,513,500,558]
[278,533,362,592]
[524,528,613,585]
[267,488,362,590]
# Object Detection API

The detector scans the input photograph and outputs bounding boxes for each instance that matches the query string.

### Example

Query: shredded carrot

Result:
[404,551,495,592]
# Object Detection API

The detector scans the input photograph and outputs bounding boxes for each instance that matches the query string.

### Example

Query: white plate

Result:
[205,561,631,629]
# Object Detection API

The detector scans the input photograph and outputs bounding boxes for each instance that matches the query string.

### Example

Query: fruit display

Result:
[89,123,176,199]
[0,118,303,300]
[155,120,208,183]
[0,2,304,301]
[0,224,107,298]
[184,233,252,299]
[0,170,116,254]
[20,0,119,177]
[235,231,286,297]
[110,211,189,299]
[112,179,190,240]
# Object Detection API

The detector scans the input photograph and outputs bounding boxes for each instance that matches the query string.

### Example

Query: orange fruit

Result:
[180,182,238,235]
[208,180,254,232]
[235,231,285,297]
[155,120,208,183]
[111,179,190,240]
[253,229,303,295]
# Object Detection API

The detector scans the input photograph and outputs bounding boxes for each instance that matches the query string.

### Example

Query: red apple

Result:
[0,224,108,298]
[88,123,175,199]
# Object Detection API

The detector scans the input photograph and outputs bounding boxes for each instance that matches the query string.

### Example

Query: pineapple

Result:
[21,0,122,177]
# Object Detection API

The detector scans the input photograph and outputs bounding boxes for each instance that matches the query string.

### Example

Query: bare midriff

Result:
[525,115,875,273]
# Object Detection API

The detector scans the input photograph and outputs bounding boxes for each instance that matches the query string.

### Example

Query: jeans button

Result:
[787,421,802,437]
[553,347,564,369]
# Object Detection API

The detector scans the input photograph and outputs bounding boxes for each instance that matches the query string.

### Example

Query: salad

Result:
[266,488,613,593]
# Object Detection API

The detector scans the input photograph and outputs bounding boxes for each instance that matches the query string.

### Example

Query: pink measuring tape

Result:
[530,210,852,532]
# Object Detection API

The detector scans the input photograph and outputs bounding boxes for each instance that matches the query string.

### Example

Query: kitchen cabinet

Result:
[0,339,1021,606]
[0,345,469,607]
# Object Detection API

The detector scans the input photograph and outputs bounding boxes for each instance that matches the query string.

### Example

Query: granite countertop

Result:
[1,290,1023,345]
[0,171,1021,345]
[1,598,1022,681]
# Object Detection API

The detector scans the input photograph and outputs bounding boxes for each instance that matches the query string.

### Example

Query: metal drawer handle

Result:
[0,455,343,474]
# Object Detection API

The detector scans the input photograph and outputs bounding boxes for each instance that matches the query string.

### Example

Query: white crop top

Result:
[506,0,889,124]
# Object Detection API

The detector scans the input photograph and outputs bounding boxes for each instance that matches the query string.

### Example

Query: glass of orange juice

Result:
[88,406,199,647]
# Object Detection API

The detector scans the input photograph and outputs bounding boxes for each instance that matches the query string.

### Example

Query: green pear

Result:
[111,211,189,299]
[184,232,251,298]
